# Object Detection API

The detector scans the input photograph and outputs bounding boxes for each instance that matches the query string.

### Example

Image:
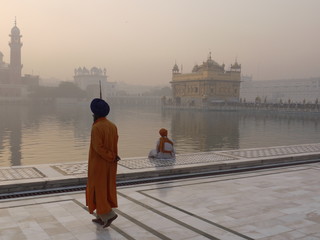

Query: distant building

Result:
[21,74,40,91]
[74,66,117,97]
[240,77,320,103]
[115,82,155,96]
[0,20,39,100]
[0,51,10,83]
[170,53,241,106]
[8,21,23,84]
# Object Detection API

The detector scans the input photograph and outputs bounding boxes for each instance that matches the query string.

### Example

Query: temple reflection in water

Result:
[168,110,240,152]
[1,103,320,167]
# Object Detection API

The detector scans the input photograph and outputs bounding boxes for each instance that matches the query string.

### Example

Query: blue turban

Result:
[90,98,110,117]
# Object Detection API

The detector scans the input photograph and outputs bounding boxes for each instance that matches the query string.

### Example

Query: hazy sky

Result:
[1,0,320,85]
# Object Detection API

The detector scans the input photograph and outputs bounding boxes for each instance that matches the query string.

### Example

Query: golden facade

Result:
[170,53,241,105]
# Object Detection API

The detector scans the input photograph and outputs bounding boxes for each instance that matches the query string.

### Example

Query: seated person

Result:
[148,128,175,159]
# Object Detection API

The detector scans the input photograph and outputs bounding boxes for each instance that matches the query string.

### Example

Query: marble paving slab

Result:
[0,167,45,181]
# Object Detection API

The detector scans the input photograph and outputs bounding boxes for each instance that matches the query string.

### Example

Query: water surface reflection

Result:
[0,102,319,167]
[169,110,240,152]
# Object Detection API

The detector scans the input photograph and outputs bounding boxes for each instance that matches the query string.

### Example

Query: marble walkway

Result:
[0,143,320,239]
[1,162,320,239]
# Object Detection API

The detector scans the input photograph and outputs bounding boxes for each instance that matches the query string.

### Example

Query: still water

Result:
[0,101,319,167]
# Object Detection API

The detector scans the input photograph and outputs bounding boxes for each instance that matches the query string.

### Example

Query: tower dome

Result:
[172,63,179,73]
[11,18,21,36]
[11,26,20,35]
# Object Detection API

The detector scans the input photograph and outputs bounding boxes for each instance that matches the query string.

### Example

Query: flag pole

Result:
[99,80,102,99]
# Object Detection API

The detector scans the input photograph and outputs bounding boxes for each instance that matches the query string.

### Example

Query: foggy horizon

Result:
[1,0,320,86]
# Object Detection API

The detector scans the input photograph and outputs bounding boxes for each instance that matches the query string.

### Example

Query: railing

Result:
[162,101,320,113]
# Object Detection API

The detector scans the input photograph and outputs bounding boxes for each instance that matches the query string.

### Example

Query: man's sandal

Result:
[103,214,118,228]
[92,218,104,225]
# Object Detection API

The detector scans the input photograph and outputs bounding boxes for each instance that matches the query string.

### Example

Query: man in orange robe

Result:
[86,98,119,228]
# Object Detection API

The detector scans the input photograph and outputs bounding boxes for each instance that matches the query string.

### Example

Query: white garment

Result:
[148,139,175,159]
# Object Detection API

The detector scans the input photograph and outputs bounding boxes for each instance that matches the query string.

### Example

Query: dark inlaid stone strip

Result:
[139,191,253,240]
[73,199,136,240]
[118,192,220,240]
[115,208,171,240]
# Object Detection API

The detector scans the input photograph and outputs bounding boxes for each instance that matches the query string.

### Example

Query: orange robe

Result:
[157,137,174,154]
[86,117,118,215]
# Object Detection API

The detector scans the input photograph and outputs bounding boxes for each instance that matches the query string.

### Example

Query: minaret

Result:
[9,18,23,84]
[172,61,180,74]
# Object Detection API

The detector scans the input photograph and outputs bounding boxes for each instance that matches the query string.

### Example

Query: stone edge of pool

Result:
[1,143,320,195]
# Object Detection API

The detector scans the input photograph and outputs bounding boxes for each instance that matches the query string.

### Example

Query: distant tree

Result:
[29,86,57,99]
[29,82,86,99]
[57,82,86,98]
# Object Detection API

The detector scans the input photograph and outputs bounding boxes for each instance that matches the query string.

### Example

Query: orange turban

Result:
[159,128,168,137]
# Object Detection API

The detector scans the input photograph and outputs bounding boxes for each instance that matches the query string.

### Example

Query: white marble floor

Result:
[1,163,320,240]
